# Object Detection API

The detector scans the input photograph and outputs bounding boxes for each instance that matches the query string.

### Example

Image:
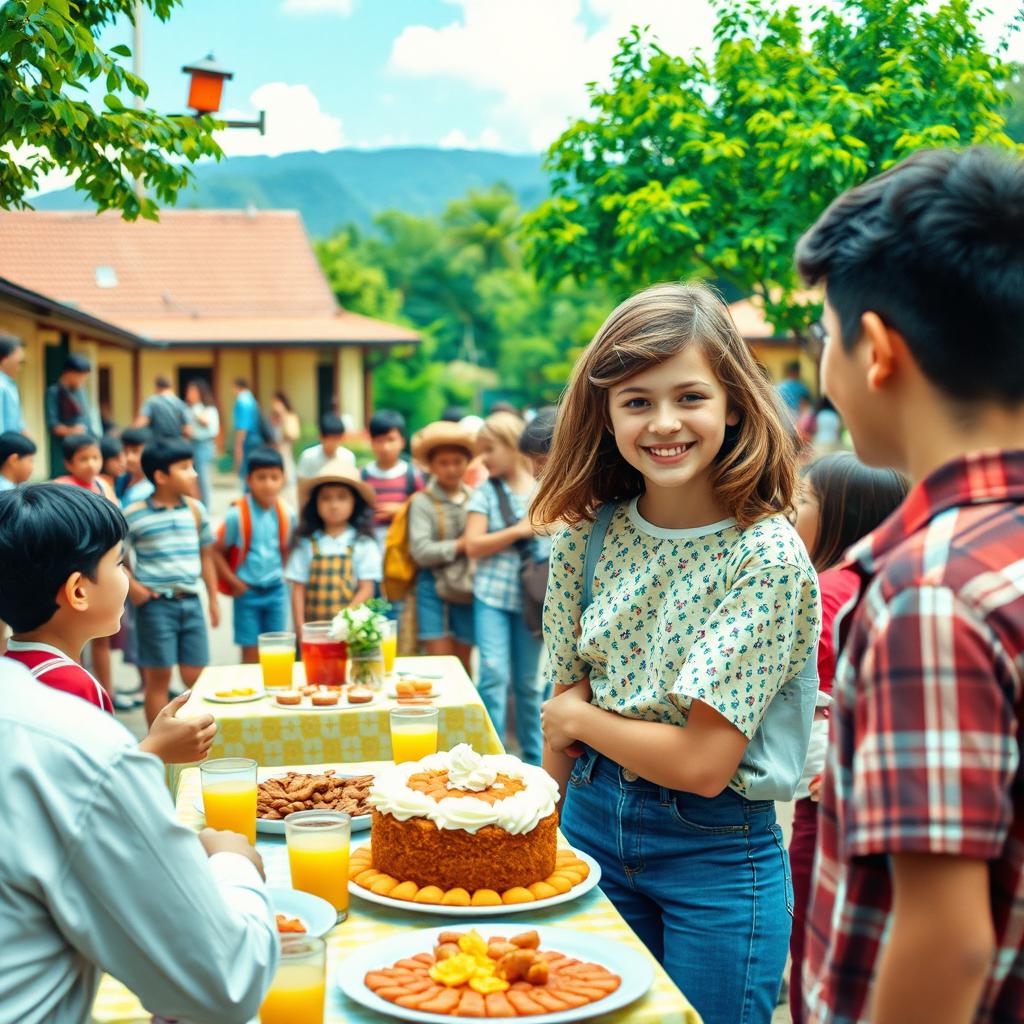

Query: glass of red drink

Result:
[300,621,348,687]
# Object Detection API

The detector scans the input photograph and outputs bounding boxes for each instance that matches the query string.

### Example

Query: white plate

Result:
[336,922,653,1023]
[203,689,266,704]
[269,692,378,711]
[193,772,373,835]
[348,849,601,917]
[268,887,337,938]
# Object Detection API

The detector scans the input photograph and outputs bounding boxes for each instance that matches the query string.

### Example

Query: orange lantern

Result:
[181,54,234,115]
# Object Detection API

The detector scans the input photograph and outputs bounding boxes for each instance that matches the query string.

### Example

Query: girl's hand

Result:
[808,774,823,803]
[541,680,592,753]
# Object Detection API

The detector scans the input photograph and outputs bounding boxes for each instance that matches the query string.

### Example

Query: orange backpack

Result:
[216,496,290,596]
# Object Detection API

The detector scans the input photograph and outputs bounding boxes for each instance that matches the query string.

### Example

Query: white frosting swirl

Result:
[446,743,498,791]
[368,747,560,835]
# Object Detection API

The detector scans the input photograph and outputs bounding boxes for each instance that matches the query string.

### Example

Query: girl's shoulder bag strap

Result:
[581,502,617,612]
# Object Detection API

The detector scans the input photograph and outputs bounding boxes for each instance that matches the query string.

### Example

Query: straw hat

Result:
[297,457,376,510]
[411,421,476,464]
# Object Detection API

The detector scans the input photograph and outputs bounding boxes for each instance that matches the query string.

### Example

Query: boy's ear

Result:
[58,571,90,612]
[860,312,901,392]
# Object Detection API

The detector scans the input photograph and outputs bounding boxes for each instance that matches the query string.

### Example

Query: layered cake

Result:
[367,745,560,893]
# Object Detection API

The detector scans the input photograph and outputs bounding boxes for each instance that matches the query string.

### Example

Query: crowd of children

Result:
[0,146,1022,1024]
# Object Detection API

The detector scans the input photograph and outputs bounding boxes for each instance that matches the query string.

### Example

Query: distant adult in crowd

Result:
[232,378,265,479]
[0,334,26,435]
[775,359,811,415]
[296,413,355,478]
[812,395,843,453]
[185,380,220,509]
[488,400,521,418]
[136,376,189,441]
[441,404,467,423]
[45,353,97,477]
[269,391,300,484]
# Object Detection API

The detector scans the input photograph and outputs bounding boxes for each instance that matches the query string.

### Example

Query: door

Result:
[317,363,336,420]
[177,365,213,399]
[44,332,70,476]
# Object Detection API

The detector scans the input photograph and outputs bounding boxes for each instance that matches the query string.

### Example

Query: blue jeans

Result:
[233,580,288,647]
[417,570,474,646]
[192,438,215,509]
[561,749,792,1024]
[473,599,542,764]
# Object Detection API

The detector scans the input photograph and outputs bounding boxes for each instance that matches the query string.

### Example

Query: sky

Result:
[30,0,1024,193]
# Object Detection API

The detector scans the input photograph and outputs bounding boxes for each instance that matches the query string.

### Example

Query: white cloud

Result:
[281,0,355,15]
[216,82,344,157]
[439,126,502,150]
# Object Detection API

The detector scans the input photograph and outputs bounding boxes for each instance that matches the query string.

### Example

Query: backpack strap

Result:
[360,466,370,481]
[274,499,290,558]
[237,496,252,560]
[405,463,417,495]
[581,502,617,612]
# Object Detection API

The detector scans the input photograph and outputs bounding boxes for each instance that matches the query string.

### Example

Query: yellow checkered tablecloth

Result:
[180,656,503,772]
[93,761,701,1024]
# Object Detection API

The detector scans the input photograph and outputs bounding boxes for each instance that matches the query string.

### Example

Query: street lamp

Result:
[181,53,265,134]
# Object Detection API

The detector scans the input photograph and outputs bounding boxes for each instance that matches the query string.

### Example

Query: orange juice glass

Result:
[389,706,439,763]
[381,620,398,677]
[200,757,257,843]
[258,631,295,689]
[260,935,326,1024]
[285,810,351,922]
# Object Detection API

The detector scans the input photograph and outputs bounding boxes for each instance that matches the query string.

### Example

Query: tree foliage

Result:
[1,0,221,218]
[523,0,1019,334]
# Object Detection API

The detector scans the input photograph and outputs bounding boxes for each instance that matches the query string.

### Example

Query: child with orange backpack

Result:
[213,447,294,663]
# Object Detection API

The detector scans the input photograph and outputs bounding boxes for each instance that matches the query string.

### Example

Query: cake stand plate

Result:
[348,849,601,917]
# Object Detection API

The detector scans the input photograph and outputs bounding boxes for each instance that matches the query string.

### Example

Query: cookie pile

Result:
[256,771,374,820]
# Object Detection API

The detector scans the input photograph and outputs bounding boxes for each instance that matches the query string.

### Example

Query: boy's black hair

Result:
[63,353,91,373]
[0,483,127,632]
[0,334,22,360]
[297,482,375,540]
[141,438,194,484]
[62,433,100,463]
[803,452,908,570]
[441,405,466,423]
[246,446,285,474]
[120,426,152,449]
[796,146,1024,403]
[319,413,346,437]
[519,407,557,456]
[368,409,407,439]
[0,431,37,461]
[100,435,123,461]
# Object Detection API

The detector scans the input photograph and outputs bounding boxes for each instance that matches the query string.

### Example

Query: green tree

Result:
[1003,64,1024,142]
[1,0,221,218]
[523,0,1018,334]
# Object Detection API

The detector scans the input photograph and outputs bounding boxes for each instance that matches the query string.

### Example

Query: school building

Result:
[0,209,419,468]
[727,293,820,387]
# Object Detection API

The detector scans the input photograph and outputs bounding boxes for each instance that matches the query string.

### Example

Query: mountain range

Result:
[31,147,549,238]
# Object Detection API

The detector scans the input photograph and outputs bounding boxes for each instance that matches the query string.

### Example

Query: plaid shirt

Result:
[804,450,1024,1024]
[466,479,533,612]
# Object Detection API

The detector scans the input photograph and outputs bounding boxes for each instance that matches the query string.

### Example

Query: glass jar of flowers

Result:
[330,600,390,691]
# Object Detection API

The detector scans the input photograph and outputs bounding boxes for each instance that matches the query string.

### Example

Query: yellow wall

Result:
[338,346,364,427]
[97,346,135,428]
[749,342,819,395]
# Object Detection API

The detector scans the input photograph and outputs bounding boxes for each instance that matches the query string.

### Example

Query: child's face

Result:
[429,447,470,491]
[793,479,820,563]
[124,444,144,476]
[477,434,518,479]
[157,458,197,495]
[608,345,738,495]
[104,451,126,479]
[316,483,355,529]
[76,543,130,637]
[4,452,34,483]
[249,466,285,507]
[370,428,404,468]
[66,444,101,483]
[526,453,548,480]
[322,433,343,456]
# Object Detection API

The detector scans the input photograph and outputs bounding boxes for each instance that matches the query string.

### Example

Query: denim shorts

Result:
[561,748,792,1024]
[233,580,288,647]
[415,570,474,645]
[135,594,209,669]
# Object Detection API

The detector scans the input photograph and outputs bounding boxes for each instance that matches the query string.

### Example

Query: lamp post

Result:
[181,53,266,133]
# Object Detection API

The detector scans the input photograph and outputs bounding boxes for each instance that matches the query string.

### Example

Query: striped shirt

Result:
[125,496,213,596]
[362,460,423,527]
[804,449,1024,1024]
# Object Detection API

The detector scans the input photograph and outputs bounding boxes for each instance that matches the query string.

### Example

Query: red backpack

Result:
[216,496,290,596]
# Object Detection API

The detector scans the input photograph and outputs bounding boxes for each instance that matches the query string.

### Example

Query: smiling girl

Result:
[536,283,821,1024]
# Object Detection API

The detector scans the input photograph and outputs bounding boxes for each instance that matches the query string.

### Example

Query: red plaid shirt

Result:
[804,449,1024,1024]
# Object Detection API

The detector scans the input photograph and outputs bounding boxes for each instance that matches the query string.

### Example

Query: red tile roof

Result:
[0,210,418,346]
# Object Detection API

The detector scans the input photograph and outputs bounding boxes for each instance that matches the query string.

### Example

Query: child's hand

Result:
[230,577,249,597]
[199,827,266,880]
[541,679,592,753]
[130,586,155,607]
[809,774,823,803]
[140,691,217,765]
[208,599,221,629]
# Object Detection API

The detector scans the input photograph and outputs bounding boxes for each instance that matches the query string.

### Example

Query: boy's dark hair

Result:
[804,452,908,570]
[783,360,801,377]
[234,376,249,389]
[0,484,127,632]
[246,446,285,474]
[0,431,37,461]
[141,438,194,484]
[62,433,100,463]
[519,407,557,456]
[63,352,90,373]
[100,435,123,461]
[120,426,152,449]
[441,405,466,423]
[796,146,1024,403]
[0,334,22,360]
[155,375,172,390]
[368,409,406,439]
[319,413,345,437]
[297,482,375,540]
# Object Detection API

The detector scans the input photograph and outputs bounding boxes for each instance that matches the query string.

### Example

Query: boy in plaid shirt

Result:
[796,147,1024,1023]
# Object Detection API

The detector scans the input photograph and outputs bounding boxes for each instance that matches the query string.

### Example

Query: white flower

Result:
[328,610,349,641]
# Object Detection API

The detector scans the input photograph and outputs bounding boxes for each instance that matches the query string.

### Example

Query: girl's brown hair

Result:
[533,282,798,529]
[477,412,527,456]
